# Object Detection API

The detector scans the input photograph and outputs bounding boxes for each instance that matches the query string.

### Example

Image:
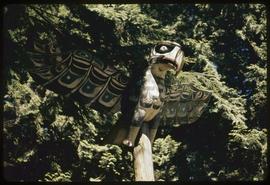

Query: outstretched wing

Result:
[25,23,129,115]
[160,83,211,126]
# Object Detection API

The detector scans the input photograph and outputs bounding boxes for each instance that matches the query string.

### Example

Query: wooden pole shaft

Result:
[133,124,155,181]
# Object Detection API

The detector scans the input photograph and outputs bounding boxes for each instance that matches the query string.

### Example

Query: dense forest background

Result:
[2,4,267,181]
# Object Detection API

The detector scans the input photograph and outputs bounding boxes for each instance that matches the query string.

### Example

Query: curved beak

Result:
[160,46,184,76]
[175,50,184,76]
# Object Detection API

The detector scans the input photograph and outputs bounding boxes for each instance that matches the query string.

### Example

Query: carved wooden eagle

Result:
[22,12,211,148]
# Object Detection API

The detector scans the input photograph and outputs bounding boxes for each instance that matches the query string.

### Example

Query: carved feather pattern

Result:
[27,36,129,115]
[160,84,211,126]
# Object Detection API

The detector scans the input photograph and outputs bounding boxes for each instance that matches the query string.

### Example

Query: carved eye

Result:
[160,46,168,52]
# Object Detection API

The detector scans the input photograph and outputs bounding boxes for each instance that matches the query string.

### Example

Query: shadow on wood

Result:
[133,124,155,181]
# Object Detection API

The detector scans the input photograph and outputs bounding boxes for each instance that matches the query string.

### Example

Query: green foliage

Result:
[244,64,267,126]
[84,4,167,46]
[3,4,267,181]
[43,162,72,182]
[77,141,133,181]
[153,136,181,181]
[226,128,267,180]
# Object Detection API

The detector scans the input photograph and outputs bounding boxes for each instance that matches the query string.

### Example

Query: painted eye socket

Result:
[155,44,174,53]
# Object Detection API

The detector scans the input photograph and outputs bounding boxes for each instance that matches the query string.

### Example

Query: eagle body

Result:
[24,25,211,147]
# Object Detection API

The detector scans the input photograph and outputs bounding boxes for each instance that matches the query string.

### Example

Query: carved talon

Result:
[122,139,133,147]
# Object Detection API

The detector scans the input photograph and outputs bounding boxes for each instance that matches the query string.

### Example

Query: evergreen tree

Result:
[3,4,267,181]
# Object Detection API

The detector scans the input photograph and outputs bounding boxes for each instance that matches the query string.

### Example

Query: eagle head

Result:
[150,41,184,76]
